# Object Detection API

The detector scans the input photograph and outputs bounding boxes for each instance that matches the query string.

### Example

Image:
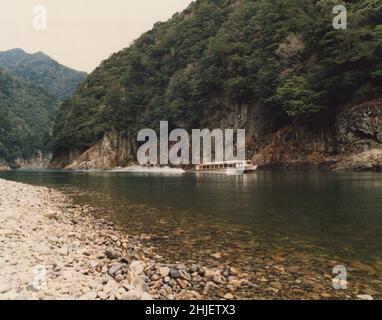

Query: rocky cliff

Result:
[49,100,382,171]
[49,130,136,170]
[49,0,382,171]
[0,163,9,171]
[253,100,382,171]
[12,152,52,169]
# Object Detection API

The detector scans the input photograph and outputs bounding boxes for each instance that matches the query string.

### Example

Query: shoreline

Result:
[0,178,244,300]
[1,177,381,300]
[5,166,382,174]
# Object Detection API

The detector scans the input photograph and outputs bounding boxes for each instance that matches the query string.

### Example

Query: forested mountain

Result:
[0,49,87,101]
[0,68,59,163]
[0,50,87,167]
[50,0,382,170]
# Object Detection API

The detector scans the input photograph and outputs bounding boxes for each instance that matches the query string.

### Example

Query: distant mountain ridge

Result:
[0,49,87,166]
[0,48,87,100]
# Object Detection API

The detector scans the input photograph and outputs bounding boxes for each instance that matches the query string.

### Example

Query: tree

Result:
[275,76,323,117]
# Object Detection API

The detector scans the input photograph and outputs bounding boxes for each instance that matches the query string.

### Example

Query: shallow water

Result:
[1,170,382,298]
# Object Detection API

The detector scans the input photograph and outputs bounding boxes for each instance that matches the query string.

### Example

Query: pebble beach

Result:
[0,178,246,300]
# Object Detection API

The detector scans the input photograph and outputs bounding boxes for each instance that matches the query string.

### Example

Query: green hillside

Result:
[0,69,59,163]
[0,49,87,101]
[51,0,382,159]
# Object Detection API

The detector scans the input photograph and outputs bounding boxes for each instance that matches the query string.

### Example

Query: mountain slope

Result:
[51,0,237,156]
[0,48,87,100]
[0,68,59,164]
[0,49,87,166]
[50,0,382,170]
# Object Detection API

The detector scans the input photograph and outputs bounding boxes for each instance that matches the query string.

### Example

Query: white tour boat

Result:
[195,160,258,175]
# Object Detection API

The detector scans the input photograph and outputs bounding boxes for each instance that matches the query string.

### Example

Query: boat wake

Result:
[111,165,185,174]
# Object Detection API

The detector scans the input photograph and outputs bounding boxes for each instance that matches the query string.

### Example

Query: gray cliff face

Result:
[253,100,382,171]
[0,163,10,171]
[336,102,382,154]
[13,157,51,170]
[200,99,280,150]
[49,101,276,170]
[1,151,51,170]
[49,100,381,171]
[49,131,137,170]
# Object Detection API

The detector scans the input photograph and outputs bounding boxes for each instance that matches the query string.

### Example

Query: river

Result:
[1,170,381,298]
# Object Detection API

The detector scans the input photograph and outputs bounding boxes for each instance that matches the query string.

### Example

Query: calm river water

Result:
[1,170,382,298]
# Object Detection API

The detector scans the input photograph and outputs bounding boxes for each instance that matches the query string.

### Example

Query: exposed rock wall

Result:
[14,156,51,169]
[49,130,136,170]
[50,101,381,172]
[0,163,10,171]
[200,99,280,152]
[253,100,382,171]
[1,151,51,170]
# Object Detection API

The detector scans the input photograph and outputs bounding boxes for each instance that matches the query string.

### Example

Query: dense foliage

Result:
[0,49,87,101]
[0,49,87,164]
[0,69,59,162]
[52,0,382,155]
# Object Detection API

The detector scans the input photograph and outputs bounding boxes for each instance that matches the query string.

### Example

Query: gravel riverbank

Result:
[0,178,246,300]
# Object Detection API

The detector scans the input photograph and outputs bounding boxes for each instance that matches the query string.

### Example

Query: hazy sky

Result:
[0,0,193,72]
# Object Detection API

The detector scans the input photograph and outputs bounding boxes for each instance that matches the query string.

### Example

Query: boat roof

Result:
[198,160,250,165]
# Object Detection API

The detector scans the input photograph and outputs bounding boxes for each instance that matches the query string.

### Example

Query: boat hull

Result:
[195,165,258,175]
